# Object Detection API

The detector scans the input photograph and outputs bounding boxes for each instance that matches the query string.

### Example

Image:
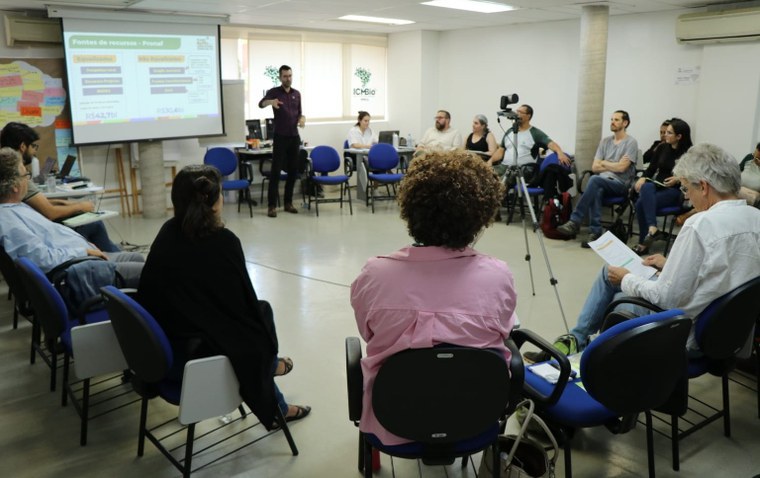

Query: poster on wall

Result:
[0,58,78,174]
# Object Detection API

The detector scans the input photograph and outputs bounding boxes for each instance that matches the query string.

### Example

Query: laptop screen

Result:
[378,130,399,144]
[57,155,77,178]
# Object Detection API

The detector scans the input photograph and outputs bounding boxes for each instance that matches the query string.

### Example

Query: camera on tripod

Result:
[496,93,520,120]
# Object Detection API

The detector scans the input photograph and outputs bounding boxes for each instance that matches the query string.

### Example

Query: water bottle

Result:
[392,132,399,150]
[46,174,57,192]
[406,133,414,149]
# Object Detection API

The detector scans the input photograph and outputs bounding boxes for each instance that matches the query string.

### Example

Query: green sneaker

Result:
[553,334,578,356]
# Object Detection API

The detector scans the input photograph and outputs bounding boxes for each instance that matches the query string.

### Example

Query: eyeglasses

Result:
[434,116,446,120]
[680,182,698,194]
[29,143,40,150]
[18,171,32,180]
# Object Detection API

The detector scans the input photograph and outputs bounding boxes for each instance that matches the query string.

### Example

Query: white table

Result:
[45,184,104,199]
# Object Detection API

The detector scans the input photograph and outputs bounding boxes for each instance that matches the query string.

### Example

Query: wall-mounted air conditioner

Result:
[4,14,62,46]
[676,7,760,44]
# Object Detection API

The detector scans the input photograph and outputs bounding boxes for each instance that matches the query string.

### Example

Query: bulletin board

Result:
[0,58,77,172]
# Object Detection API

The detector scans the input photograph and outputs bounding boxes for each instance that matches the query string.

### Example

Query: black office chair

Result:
[513,309,692,478]
[605,276,760,471]
[346,338,523,477]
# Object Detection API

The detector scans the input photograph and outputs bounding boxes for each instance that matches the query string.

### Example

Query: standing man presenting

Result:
[259,65,305,218]
[557,110,638,246]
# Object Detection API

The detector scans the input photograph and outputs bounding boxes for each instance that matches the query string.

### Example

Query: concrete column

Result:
[138,141,166,219]
[574,5,609,176]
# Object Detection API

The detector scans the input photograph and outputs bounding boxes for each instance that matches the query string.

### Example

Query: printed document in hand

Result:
[587,231,658,280]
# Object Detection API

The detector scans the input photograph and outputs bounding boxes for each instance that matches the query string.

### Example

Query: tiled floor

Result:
[0,196,758,477]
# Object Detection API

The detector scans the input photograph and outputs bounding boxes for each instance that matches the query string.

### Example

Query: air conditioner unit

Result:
[676,7,760,44]
[4,14,62,46]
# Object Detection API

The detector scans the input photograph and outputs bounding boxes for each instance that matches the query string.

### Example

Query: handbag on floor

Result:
[478,399,558,478]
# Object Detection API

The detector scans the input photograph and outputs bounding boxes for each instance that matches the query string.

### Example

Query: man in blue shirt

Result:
[259,65,305,218]
[0,122,121,252]
[0,147,143,306]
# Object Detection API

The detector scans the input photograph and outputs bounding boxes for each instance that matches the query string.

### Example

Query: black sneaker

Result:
[581,231,603,248]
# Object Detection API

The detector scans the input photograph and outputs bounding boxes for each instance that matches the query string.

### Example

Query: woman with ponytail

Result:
[138,165,310,430]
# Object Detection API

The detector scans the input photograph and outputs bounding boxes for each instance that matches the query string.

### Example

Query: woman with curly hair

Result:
[350,151,518,445]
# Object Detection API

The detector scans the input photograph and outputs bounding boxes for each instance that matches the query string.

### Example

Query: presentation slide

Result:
[62,18,224,145]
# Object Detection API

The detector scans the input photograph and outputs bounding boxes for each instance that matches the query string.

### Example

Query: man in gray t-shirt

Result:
[557,110,638,245]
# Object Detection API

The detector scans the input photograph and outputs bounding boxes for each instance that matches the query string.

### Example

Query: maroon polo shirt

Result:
[259,86,302,137]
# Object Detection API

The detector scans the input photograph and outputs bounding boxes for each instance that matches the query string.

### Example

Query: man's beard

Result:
[435,122,445,131]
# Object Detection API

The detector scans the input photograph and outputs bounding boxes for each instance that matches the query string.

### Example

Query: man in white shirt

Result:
[526,143,760,361]
[415,110,463,153]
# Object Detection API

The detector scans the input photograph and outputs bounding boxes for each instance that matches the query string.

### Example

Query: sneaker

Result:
[581,231,602,248]
[556,220,579,238]
[523,334,578,364]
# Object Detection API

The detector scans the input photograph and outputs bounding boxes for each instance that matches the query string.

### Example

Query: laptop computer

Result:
[36,157,56,184]
[57,155,77,179]
[378,130,399,144]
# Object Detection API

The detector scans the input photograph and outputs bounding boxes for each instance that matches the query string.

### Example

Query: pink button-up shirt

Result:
[350,245,517,445]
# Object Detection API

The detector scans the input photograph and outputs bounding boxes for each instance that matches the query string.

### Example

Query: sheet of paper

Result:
[587,231,658,280]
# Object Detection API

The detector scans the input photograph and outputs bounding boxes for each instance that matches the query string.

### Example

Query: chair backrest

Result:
[203,147,238,176]
[309,145,341,174]
[343,139,349,149]
[101,286,173,384]
[372,346,510,444]
[367,143,399,171]
[16,257,69,340]
[693,276,760,360]
[581,309,691,415]
[0,245,28,306]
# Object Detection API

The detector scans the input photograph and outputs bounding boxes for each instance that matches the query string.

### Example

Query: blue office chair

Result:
[346,338,523,477]
[306,145,352,216]
[101,286,299,477]
[513,309,692,478]
[204,147,253,218]
[15,258,131,446]
[604,275,760,471]
[365,143,403,213]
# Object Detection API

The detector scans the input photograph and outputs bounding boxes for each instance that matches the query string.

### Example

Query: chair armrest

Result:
[510,329,572,407]
[179,355,241,425]
[603,297,663,318]
[504,337,524,413]
[70,321,128,379]
[345,336,363,423]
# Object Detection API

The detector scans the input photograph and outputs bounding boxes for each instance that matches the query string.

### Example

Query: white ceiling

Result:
[0,0,755,33]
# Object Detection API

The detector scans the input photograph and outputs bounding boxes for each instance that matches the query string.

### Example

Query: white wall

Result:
[436,9,760,161]
[3,8,760,205]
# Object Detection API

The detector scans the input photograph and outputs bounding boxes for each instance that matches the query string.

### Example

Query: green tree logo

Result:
[264,65,280,86]
[355,67,371,88]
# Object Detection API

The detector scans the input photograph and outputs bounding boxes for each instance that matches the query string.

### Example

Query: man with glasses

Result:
[0,147,143,308]
[557,110,638,246]
[415,110,463,153]
[491,104,570,170]
[0,122,121,252]
[525,143,760,362]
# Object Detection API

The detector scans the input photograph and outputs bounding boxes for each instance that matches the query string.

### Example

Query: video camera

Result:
[496,93,520,120]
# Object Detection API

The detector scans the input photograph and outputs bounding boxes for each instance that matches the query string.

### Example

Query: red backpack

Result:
[541,192,572,240]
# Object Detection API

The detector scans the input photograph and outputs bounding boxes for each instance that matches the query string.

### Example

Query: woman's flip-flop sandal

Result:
[285,405,311,422]
[275,357,294,377]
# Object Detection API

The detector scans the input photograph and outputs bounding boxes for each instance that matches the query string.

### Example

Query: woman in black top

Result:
[632,118,693,254]
[138,165,310,429]
[465,114,497,159]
